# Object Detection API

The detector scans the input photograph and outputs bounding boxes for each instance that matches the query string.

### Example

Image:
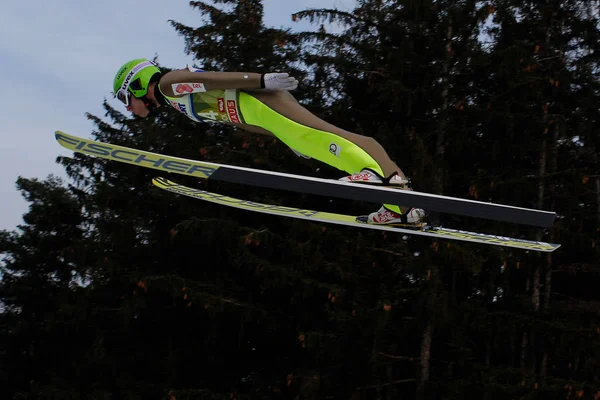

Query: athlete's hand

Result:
[261,73,298,90]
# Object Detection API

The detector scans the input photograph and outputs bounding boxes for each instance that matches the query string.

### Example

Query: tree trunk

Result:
[532,263,541,312]
[596,177,600,225]
[435,3,454,192]
[483,335,492,400]
[530,333,537,380]
[544,254,552,310]
[533,131,546,314]
[511,328,516,367]
[417,320,434,399]
[387,363,394,400]
[437,18,453,159]
[541,352,548,380]
[521,331,528,375]
[543,118,559,310]
[541,115,560,380]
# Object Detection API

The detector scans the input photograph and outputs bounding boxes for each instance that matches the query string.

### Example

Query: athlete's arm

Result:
[158,70,298,97]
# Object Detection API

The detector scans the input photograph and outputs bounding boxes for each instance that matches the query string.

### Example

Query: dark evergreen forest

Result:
[1,1,599,399]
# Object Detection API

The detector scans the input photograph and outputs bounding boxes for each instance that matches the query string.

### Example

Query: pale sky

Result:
[0,0,355,231]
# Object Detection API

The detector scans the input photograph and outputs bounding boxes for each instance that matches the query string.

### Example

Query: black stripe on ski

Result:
[207,167,555,228]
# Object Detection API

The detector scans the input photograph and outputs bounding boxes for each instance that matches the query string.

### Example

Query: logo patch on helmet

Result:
[120,61,155,93]
[116,66,128,82]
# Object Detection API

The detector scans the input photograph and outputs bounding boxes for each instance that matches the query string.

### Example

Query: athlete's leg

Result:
[238,91,425,219]
[244,90,407,181]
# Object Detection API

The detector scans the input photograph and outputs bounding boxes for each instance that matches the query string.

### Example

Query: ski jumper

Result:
[158,65,403,214]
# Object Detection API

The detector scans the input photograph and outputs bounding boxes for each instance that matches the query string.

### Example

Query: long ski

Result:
[55,131,556,228]
[152,177,560,252]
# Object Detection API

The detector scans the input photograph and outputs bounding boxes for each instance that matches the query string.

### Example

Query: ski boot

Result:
[339,168,409,187]
[356,205,427,227]
[340,169,427,227]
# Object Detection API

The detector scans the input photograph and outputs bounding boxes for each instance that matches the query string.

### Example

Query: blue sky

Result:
[0,0,355,231]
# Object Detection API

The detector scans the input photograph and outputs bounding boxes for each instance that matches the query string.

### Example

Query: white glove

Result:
[261,73,298,90]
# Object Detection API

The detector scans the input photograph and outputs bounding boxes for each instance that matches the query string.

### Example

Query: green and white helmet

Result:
[113,59,161,106]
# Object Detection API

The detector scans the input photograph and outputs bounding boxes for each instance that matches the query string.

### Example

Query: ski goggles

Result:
[115,61,155,107]
[116,88,132,106]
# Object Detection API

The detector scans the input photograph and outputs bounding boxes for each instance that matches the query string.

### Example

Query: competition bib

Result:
[162,65,244,124]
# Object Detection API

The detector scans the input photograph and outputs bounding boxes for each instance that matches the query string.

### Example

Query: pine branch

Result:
[293,8,370,27]
[377,352,419,361]
[356,378,416,390]
[364,247,407,257]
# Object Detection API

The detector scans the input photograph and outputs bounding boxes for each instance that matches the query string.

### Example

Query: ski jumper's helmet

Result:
[113,59,161,106]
